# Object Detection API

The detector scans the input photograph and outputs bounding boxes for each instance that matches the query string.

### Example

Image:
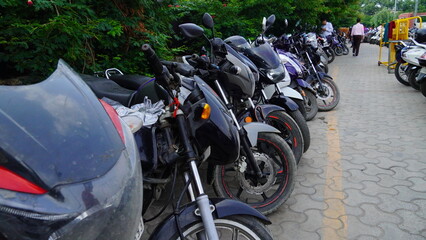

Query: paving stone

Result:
[298,209,324,233]
[288,193,327,212]
[343,188,381,207]
[407,177,426,192]
[378,222,424,240]
[412,199,426,220]
[377,193,419,213]
[359,180,398,196]
[274,222,320,240]
[359,203,402,225]
[394,186,425,202]
[346,215,383,239]
[376,173,413,188]
[395,209,426,234]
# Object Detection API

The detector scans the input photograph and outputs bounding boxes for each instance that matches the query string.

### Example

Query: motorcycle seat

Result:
[109,74,153,91]
[108,74,168,103]
[80,74,138,107]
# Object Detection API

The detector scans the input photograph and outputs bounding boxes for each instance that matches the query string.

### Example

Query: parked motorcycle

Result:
[224,15,311,154]
[83,43,276,238]
[413,29,426,96]
[275,32,340,111]
[395,32,426,90]
[179,15,298,215]
[0,60,144,240]
[276,49,319,120]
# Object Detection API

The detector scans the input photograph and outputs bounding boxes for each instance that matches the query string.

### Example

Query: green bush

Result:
[0,0,177,78]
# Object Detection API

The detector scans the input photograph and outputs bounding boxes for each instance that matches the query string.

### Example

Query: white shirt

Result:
[321,22,333,37]
[351,23,365,36]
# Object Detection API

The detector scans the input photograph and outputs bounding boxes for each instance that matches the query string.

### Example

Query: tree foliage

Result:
[1,0,363,78]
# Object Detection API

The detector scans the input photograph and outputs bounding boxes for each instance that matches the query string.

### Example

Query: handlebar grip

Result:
[141,44,163,77]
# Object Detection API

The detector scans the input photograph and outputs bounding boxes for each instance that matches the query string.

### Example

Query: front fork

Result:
[174,112,219,240]
[305,52,325,92]
[213,80,264,178]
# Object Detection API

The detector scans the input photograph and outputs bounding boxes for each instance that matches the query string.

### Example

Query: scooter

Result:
[396,38,426,90]
[82,44,274,239]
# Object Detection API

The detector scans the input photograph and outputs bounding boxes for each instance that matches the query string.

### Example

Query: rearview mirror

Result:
[179,23,205,39]
[266,14,276,29]
[284,19,288,28]
[202,13,214,29]
[262,17,267,32]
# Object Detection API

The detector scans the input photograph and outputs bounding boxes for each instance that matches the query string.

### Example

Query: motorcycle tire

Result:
[293,98,307,119]
[394,62,410,86]
[408,68,421,90]
[314,77,340,111]
[266,110,304,163]
[342,45,349,55]
[303,90,318,121]
[319,51,329,65]
[214,132,296,215]
[334,46,344,56]
[287,109,310,152]
[326,49,335,63]
[172,215,273,240]
[317,62,328,73]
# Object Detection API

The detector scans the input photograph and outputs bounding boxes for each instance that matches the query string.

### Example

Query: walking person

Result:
[351,18,365,56]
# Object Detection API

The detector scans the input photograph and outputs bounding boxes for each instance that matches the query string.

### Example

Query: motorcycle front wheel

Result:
[266,110,304,163]
[314,77,340,111]
[214,132,296,215]
[342,45,349,55]
[334,46,343,56]
[173,215,273,240]
[394,62,410,86]
[420,81,426,97]
[408,68,421,90]
[303,90,318,121]
[326,48,335,63]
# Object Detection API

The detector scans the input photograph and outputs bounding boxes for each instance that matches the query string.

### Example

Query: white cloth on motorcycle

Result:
[102,97,165,131]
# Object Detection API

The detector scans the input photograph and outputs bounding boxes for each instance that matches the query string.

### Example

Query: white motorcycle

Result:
[397,33,426,91]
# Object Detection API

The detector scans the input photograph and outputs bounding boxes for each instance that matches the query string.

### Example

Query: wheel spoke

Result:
[232,228,240,240]
[261,192,268,200]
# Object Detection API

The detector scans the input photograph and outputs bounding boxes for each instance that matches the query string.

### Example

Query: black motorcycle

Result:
[179,15,297,215]
[82,44,274,239]
[224,15,311,154]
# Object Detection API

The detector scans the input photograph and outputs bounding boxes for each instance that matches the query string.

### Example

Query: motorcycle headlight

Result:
[266,65,285,82]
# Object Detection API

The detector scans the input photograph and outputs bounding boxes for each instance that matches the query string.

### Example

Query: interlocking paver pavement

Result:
[269,43,426,239]
[141,43,426,240]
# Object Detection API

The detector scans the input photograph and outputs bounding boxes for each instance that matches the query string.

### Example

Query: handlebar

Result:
[142,44,164,77]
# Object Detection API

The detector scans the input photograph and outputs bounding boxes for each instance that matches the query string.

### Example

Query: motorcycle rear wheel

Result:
[173,215,273,240]
[214,132,296,215]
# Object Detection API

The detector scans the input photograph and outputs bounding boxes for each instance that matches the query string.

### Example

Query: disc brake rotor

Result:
[237,152,277,195]
[315,82,332,100]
